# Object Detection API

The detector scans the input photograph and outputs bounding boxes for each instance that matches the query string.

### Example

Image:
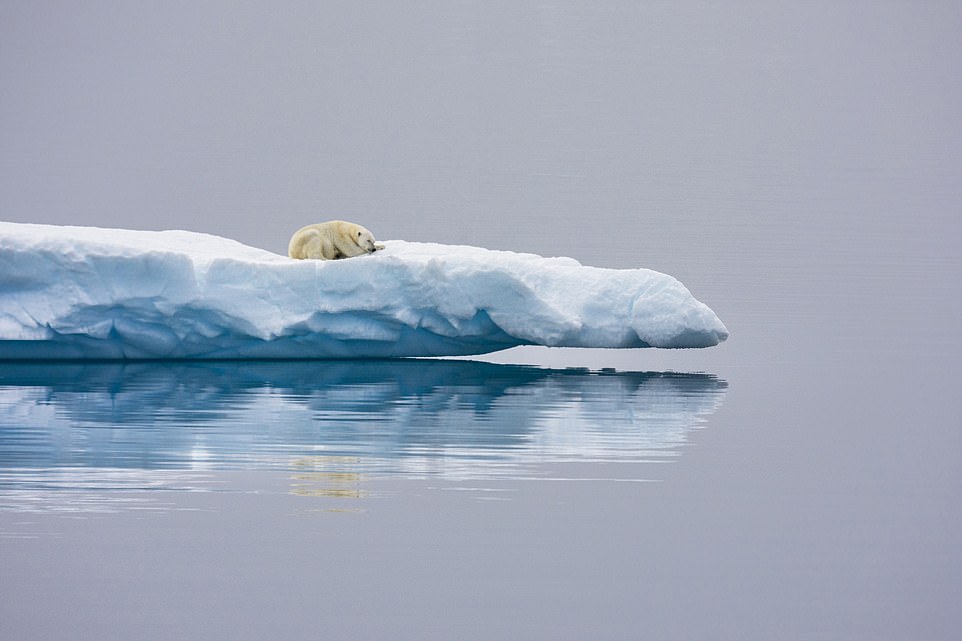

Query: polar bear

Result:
[288,220,383,260]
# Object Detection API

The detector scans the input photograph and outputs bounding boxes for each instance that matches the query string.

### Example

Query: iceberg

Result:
[0,221,728,359]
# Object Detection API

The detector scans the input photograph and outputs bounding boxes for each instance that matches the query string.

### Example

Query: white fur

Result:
[288,220,382,260]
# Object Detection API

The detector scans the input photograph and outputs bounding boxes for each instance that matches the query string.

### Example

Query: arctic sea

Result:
[1,3,961,641]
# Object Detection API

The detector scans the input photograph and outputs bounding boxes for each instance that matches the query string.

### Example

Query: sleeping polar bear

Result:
[288,220,384,260]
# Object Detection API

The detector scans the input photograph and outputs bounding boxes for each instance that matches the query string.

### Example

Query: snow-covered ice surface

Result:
[0,222,728,359]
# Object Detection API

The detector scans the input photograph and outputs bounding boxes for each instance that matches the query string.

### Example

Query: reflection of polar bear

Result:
[288,220,384,260]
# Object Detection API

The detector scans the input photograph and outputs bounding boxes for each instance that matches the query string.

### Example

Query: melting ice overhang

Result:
[0,222,728,360]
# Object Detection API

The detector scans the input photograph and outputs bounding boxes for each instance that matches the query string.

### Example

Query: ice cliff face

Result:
[0,222,728,359]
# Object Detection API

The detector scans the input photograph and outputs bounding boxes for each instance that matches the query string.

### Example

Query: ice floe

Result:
[0,222,728,359]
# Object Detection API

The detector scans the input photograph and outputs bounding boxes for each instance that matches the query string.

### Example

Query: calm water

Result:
[2,2,961,640]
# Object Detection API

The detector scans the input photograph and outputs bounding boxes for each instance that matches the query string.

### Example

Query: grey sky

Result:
[3,1,959,265]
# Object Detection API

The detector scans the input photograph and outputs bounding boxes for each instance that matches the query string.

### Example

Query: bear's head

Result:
[354,226,378,253]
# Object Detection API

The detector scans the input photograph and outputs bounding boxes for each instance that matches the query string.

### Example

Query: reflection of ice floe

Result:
[0,360,727,511]
[0,467,209,515]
